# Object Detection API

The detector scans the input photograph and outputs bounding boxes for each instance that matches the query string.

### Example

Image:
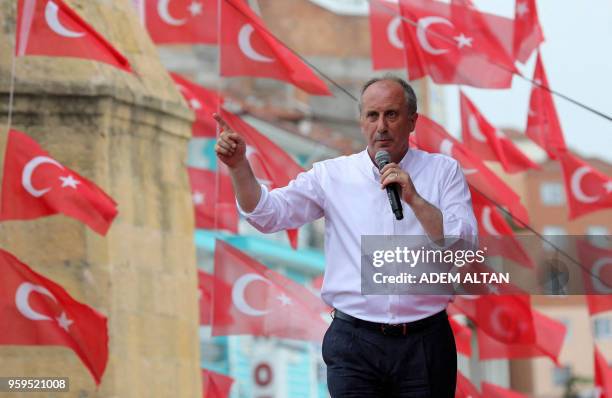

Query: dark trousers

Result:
[322,312,457,397]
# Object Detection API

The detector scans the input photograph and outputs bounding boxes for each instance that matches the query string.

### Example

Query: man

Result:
[214,76,477,397]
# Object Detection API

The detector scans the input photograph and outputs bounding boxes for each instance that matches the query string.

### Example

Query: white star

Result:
[189,98,202,110]
[56,312,74,332]
[516,1,529,18]
[276,293,292,306]
[604,180,612,193]
[188,1,203,16]
[534,78,542,86]
[59,175,80,189]
[198,288,203,300]
[454,33,473,49]
[192,191,205,205]
[528,108,537,117]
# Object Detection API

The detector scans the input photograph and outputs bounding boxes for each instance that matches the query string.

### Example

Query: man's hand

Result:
[213,113,247,169]
[380,162,443,241]
[380,162,419,205]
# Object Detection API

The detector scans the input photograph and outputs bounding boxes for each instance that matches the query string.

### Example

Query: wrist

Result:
[404,192,423,208]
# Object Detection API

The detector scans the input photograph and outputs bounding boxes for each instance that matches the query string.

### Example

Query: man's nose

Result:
[376,116,388,132]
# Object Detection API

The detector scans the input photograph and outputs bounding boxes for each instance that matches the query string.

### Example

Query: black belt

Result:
[332,309,447,336]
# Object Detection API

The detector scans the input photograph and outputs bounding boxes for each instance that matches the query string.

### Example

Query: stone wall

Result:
[0,1,201,397]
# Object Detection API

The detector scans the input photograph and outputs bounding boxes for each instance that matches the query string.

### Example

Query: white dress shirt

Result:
[240,148,478,323]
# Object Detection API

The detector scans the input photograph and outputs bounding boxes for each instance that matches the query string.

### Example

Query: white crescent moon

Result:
[387,16,404,49]
[468,115,487,143]
[238,24,274,63]
[489,306,516,342]
[45,0,85,38]
[439,139,477,175]
[22,156,64,197]
[416,16,452,55]
[571,166,600,203]
[482,206,500,236]
[15,282,57,321]
[591,257,612,294]
[232,273,271,317]
[157,0,187,26]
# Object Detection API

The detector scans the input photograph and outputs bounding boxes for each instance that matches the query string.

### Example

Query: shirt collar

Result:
[360,147,413,180]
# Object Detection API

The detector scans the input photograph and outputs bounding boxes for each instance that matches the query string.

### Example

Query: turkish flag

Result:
[369,0,406,70]
[0,249,108,384]
[576,239,612,314]
[470,189,534,269]
[449,316,471,357]
[170,73,223,138]
[460,91,539,174]
[455,370,481,398]
[513,0,544,63]
[481,382,528,398]
[211,240,328,341]
[201,369,234,398]
[595,347,612,398]
[473,295,536,345]
[16,0,131,72]
[397,0,518,88]
[414,115,530,225]
[477,308,566,364]
[525,54,567,159]
[219,0,331,95]
[144,0,217,45]
[220,110,304,249]
[558,151,612,220]
[0,130,118,235]
[187,167,238,233]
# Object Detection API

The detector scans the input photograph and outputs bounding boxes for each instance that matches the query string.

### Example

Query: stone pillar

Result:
[0,1,201,396]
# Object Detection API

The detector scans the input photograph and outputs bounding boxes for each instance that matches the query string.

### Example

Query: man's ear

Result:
[410,112,419,130]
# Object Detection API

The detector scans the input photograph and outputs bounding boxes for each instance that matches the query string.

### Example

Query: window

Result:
[540,182,565,206]
[552,365,571,386]
[586,226,610,247]
[594,318,612,339]
[542,226,568,252]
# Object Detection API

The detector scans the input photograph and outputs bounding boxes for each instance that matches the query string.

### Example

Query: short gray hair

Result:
[359,74,418,115]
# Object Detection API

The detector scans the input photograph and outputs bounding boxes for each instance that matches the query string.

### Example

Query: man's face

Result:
[360,80,418,164]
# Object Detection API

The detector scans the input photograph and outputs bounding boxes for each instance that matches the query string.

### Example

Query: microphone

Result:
[375,150,403,220]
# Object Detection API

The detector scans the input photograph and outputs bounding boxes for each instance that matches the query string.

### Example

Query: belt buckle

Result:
[380,323,407,336]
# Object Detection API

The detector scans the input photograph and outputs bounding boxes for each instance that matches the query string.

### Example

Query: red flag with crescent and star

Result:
[170,73,223,138]
[0,249,108,384]
[219,0,331,95]
[558,151,612,220]
[576,239,612,315]
[460,91,539,174]
[211,240,328,341]
[16,0,131,72]
[513,0,544,63]
[477,306,566,364]
[413,115,530,225]
[0,129,118,235]
[188,167,238,233]
[470,188,535,269]
[525,54,568,159]
[143,0,218,45]
[397,0,518,88]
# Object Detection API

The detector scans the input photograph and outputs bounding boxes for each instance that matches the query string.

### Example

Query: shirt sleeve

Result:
[438,160,479,244]
[237,164,325,233]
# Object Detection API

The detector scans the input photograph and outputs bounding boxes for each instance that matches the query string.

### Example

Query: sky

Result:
[441,0,612,163]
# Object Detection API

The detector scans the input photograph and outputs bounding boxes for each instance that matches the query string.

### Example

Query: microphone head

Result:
[375,150,391,170]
